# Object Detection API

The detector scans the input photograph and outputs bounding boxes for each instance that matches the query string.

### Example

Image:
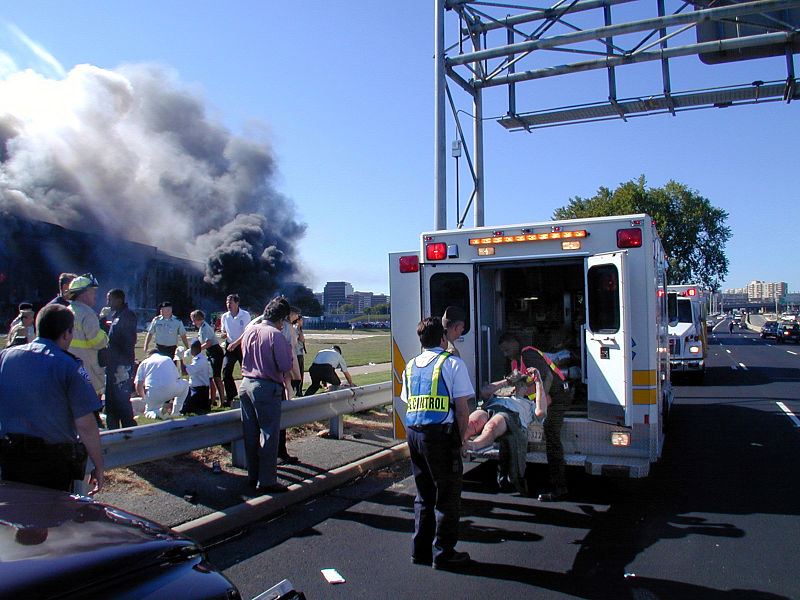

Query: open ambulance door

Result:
[585,252,632,427]
[389,252,422,439]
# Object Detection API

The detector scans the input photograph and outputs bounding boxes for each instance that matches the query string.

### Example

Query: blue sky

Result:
[1,2,798,295]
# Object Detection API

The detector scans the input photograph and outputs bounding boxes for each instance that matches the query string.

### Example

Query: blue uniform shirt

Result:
[0,338,101,445]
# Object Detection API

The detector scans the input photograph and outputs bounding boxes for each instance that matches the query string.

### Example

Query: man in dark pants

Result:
[0,304,104,494]
[221,294,251,406]
[498,331,570,501]
[304,345,353,395]
[402,317,474,570]
[100,288,138,429]
[238,297,293,495]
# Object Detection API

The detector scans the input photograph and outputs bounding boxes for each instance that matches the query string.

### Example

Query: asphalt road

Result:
[209,320,800,600]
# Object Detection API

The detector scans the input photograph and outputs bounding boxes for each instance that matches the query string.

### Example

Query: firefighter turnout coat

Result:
[69,300,109,394]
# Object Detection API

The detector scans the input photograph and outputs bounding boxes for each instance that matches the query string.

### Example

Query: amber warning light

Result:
[469,230,587,246]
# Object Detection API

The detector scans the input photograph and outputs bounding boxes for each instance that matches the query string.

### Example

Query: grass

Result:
[302,329,390,367]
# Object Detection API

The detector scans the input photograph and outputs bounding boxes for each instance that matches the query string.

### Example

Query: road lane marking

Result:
[788,351,798,356]
[776,402,800,428]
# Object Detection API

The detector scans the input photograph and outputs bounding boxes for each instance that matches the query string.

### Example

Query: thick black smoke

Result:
[0,63,308,308]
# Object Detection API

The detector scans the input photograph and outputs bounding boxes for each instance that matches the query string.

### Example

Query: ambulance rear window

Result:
[587,264,620,333]
[430,273,470,335]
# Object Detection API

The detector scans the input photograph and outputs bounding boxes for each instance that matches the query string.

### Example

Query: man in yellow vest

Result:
[402,316,474,570]
[64,274,108,396]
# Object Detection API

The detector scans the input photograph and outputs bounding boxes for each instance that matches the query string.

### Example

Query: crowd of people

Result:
[0,271,356,497]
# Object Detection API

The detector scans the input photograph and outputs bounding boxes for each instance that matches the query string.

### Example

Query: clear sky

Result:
[1,2,798,295]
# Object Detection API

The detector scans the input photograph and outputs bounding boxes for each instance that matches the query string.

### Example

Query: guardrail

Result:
[98,382,392,471]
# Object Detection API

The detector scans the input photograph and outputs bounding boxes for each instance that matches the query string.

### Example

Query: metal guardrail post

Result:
[329,414,344,439]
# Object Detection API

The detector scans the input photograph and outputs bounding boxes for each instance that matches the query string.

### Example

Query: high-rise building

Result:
[323,281,354,311]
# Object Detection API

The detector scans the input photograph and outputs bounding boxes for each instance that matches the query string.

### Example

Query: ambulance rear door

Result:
[389,251,422,439]
[585,251,632,427]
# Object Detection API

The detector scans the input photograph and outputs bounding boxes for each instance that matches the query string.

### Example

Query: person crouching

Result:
[134,349,190,419]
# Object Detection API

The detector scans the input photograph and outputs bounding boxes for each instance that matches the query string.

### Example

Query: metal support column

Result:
[435,0,447,230]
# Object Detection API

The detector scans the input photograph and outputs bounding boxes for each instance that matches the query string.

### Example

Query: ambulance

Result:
[666,284,710,383]
[390,213,673,478]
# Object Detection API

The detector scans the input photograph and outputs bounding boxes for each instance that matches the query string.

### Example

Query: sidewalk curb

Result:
[173,442,409,544]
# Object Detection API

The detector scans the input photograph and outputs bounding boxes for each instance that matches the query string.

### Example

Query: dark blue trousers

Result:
[407,426,463,562]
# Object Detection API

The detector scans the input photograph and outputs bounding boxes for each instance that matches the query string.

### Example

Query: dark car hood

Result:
[0,481,238,599]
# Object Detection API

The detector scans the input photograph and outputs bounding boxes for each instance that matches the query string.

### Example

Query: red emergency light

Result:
[687,288,697,297]
[426,243,447,261]
[616,228,642,248]
[398,255,419,273]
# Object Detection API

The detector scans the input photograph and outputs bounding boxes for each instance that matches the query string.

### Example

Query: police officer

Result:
[402,317,474,570]
[0,304,105,493]
[497,332,570,501]
[143,301,189,358]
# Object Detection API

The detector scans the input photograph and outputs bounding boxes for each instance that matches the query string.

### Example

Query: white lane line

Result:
[738,363,748,370]
[788,351,798,356]
[776,402,800,428]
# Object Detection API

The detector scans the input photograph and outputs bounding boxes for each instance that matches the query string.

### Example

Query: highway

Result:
[209,320,800,600]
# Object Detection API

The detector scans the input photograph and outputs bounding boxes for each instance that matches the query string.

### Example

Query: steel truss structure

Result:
[435,0,800,229]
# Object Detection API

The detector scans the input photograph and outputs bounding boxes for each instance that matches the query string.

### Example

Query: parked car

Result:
[776,323,800,344]
[760,321,780,339]
[0,480,242,599]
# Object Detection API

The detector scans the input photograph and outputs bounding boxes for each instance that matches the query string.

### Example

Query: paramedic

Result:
[497,332,570,502]
[402,317,474,570]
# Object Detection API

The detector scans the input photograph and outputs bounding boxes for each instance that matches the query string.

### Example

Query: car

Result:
[760,321,780,339]
[0,480,242,599]
[776,323,800,344]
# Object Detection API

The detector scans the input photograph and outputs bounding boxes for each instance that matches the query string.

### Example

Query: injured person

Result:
[463,367,550,495]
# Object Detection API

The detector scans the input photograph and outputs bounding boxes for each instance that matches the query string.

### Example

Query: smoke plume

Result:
[0,63,307,307]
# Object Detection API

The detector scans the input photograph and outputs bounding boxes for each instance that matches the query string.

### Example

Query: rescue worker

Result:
[143,301,189,358]
[402,316,474,570]
[0,304,105,493]
[47,272,77,307]
[64,274,108,396]
[100,289,138,429]
[6,308,35,347]
[496,331,570,501]
[442,305,467,358]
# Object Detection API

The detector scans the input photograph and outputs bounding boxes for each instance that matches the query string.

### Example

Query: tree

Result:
[552,176,731,290]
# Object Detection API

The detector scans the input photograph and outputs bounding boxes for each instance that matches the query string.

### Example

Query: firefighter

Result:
[402,317,474,570]
[64,274,108,396]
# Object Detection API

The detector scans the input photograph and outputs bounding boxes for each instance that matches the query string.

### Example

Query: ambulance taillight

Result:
[398,255,419,273]
[616,228,642,248]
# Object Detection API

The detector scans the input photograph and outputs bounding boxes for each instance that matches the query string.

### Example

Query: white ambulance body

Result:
[667,284,710,382]
[390,213,672,478]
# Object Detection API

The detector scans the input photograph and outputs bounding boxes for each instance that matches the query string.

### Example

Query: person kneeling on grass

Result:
[462,368,549,495]
[181,340,213,415]
[134,349,190,420]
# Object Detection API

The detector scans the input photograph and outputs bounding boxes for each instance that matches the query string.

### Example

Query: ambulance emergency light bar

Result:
[468,229,587,245]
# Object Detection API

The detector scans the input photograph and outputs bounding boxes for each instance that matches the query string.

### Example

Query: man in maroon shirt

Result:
[238,296,294,494]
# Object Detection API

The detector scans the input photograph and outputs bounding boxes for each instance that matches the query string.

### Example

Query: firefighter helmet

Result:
[64,273,100,299]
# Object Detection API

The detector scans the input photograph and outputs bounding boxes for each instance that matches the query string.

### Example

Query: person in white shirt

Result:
[181,340,214,415]
[134,349,189,419]
[304,345,353,396]
[220,294,252,406]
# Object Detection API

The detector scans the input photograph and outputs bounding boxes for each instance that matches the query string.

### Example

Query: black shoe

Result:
[411,555,432,566]
[538,489,568,502]
[278,454,299,465]
[433,551,472,570]
[255,483,289,495]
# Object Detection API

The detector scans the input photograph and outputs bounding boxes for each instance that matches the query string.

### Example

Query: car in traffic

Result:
[776,322,800,344]
[0,480,242,599]
[760,321,779,339]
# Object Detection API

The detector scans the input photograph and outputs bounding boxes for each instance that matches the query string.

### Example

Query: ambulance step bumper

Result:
[468,449,651,478]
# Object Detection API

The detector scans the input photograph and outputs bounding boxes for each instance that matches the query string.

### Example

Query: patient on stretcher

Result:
[464,367,549,452]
